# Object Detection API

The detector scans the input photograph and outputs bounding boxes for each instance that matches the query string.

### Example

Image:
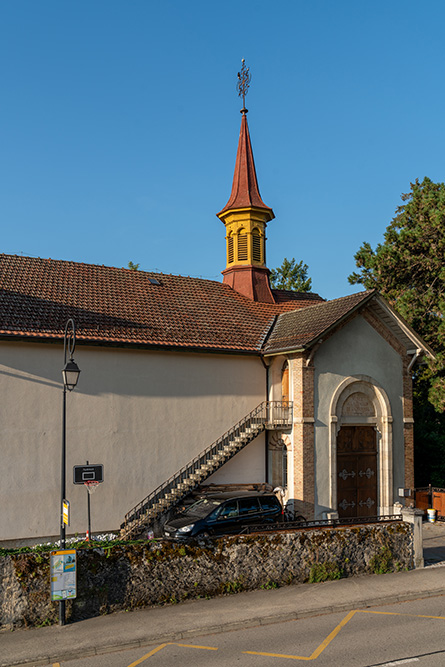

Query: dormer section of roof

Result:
[217,108,275,303]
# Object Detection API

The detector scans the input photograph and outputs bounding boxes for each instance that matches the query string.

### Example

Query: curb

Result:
[4,586,445,667]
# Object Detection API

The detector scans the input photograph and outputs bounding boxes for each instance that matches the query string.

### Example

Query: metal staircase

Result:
[120,401,292,539]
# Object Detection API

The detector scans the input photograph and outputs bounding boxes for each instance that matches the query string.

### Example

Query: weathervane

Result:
[237,59,251,114]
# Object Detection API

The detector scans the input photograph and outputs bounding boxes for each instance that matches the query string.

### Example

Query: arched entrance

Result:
[337,424,377,518]
[329,376,393,517]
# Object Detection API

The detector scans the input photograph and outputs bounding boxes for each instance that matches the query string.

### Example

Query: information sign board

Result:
[50,550,77,601]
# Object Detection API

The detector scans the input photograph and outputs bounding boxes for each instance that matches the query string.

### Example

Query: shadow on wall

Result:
[280,497,316,522]
[0,290,266,399]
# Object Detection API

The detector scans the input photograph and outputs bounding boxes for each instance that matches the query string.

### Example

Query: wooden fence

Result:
[414,486,445,519]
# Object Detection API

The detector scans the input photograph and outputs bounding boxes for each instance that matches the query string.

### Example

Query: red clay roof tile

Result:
[0,254,325,353]
[263,291,376,353]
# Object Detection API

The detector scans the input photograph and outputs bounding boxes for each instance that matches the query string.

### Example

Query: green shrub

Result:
[369,547,393,574]
[308,562,342,583]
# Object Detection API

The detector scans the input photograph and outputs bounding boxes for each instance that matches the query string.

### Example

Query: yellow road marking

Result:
[126,608,445,664]
[243,608,445,662]
[243,650,313,661]
[126,641,218,666]
[244,610,357,661]
[127,644,169,667]
[310,610,357,659]
[360,609,445,620]
[174,642,218,650]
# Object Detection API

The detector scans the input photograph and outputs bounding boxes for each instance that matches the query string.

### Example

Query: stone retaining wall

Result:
[0,522,413,629]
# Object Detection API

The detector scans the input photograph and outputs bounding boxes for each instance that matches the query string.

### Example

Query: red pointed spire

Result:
[218,113,274,217]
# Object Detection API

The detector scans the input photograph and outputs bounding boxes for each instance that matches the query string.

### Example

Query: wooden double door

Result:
[337,425,377,519]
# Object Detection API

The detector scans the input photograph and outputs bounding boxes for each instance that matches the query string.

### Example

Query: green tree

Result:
[128,261,140,271]
[349,177,445,485]
[270,257,312,292]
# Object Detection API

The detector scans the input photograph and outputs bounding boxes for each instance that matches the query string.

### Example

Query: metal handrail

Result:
[240,514,403,535]
[123,401,292,533]
[415,486,445,493]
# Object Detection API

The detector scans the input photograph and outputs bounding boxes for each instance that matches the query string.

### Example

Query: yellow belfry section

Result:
[220,207,270,269]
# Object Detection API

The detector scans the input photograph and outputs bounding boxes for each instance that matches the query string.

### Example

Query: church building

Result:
[0,69,433,544]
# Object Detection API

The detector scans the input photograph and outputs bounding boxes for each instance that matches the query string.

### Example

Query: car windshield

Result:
[185,498,222,518]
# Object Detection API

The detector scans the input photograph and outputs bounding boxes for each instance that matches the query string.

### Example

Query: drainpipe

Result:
[261,354,270,483]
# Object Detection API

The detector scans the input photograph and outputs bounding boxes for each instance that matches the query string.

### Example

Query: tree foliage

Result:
[349,177,445,409]
[270,257,312,292]
[128,261,140,271]
[412,379,445,486]
[349,177,445,356]
[349,177,445,484]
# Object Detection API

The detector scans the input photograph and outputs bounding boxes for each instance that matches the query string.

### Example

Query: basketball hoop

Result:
[84,481,100,495]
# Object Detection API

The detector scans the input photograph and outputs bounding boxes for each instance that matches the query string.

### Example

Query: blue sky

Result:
[1,0,445,300]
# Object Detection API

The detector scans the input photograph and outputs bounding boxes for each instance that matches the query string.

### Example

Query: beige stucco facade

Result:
[1,302,422,543]
[0,341,267,543]
[266,313,413,521]
[313,315,405,519]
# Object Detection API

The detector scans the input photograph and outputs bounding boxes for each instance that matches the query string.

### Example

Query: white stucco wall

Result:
[0,341,267,543]
[313,316,404,518]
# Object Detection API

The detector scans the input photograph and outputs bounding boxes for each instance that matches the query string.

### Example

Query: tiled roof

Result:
[271,289,324,306]
[263,290,376,353]
[0,254,326,353]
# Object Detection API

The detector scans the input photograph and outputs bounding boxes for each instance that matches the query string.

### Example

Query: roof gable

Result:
[262,289,434,358]
[263,291,375,354]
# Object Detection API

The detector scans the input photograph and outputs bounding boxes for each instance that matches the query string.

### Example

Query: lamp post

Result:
[60,318,81,626]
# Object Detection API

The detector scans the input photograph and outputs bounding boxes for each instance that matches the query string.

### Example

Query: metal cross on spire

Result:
[237,59,251,114]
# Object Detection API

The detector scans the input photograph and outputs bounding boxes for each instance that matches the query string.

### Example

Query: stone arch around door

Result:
[328,376,393,516]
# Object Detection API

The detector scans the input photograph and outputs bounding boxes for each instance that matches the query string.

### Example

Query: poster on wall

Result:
[50,550,77,601]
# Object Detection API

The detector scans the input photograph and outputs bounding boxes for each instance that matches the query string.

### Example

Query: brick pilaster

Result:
[291,354,315,518]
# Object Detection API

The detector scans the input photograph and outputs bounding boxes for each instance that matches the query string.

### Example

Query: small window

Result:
[259,496,280,512]
[268,439,288,489]
[282,447,288,488]
[238,497,261,515]
[148,277,160,285]
[218,500,239,519]
[237,231,248,261]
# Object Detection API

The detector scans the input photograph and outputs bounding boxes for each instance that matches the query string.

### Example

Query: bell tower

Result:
[217,60,275,303]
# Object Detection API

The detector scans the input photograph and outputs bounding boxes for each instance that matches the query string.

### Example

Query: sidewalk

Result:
[423,519,445,565]
[2,554,445,667]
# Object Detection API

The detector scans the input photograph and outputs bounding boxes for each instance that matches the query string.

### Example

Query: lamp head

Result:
[62,358,81,391]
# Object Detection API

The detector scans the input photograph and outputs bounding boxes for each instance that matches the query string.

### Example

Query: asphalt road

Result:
[51,595,445,667]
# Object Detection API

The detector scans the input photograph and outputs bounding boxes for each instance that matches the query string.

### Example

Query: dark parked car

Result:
[163,492,283,540]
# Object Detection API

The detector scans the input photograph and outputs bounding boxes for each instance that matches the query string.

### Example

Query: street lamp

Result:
[60,318,80,626]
